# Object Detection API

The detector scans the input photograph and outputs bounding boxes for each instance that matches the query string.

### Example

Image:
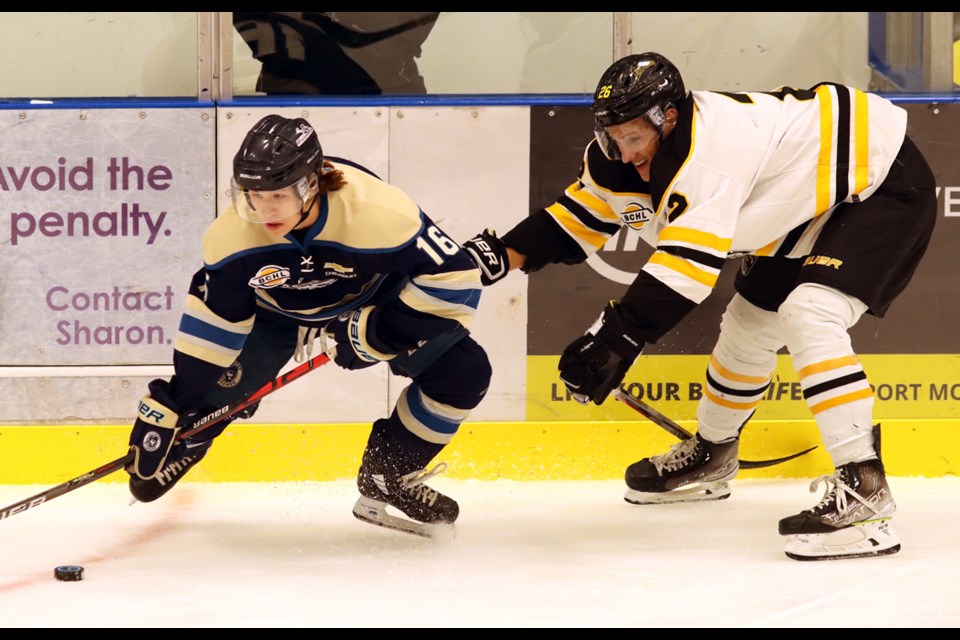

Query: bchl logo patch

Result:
[248,265,291,288]
[620,201,654,229]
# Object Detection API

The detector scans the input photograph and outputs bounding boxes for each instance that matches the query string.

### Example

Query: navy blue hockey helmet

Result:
[591,52,687,160]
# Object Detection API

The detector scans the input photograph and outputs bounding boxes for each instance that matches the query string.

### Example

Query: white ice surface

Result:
[1,477,958,628]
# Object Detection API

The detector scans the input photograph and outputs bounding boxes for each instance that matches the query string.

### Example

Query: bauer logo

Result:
[0,496,45,519]
[138,401,167,425]
[585,224,654,285]
[248,265,291,288]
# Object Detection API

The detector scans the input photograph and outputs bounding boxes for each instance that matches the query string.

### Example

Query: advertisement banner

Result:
[0,106,214,423]
[1,107,215,366]
[525,102,960,422]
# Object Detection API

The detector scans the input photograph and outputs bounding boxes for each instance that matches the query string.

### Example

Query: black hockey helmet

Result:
[233,114,323,192]
[592,52,687,160]
[231,115,323,224]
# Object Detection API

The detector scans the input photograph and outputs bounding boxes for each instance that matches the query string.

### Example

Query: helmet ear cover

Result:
[293,172,319,201]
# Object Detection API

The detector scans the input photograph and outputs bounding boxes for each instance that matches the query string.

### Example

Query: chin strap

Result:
[292,193,319,230]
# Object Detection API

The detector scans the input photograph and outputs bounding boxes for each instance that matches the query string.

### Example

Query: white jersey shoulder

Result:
[669,86,906,255]
[644,84,907,304]
[542,140,660,260]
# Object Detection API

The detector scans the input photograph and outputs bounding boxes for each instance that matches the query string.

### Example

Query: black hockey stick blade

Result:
[735,445,817,469]
[0,353,331,522]
[613,387,694,440]
[613,386,816,469]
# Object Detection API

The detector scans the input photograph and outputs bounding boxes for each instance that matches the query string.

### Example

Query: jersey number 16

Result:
[416,225,460,265]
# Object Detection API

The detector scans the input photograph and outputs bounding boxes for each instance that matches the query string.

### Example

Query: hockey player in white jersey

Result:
[463,52,937,560]
[126,115,490,538]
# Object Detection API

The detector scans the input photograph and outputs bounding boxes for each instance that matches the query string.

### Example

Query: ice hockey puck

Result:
[54,565,84,582]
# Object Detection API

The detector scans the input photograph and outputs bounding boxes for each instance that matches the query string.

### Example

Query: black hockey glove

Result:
[323,307,395,370]
[128,379,185,480]
[462,228,510,286]
[558,301,644,405]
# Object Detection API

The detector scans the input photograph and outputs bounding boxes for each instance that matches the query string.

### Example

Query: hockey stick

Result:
[0,353,331,521]
[612,385,816,469]
[314,12,441,49]
[247,12,441,49]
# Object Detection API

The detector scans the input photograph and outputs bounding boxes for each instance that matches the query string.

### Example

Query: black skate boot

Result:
[128,439,212,503]
[779,458,899,561]
[624,433,739,505]
[353,418,458,538]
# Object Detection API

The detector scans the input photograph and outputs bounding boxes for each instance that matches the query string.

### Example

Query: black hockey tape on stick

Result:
[0,353,331,522]
[613,385,817,470]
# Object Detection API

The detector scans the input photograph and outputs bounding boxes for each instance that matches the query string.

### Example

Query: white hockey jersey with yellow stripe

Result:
[645,84,906,304]
[502,82,907,341]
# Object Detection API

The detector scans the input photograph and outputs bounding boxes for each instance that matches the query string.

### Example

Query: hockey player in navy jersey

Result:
[463,52,937,559]
[127,114,490,538]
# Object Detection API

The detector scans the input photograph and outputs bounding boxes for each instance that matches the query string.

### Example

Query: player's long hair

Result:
[317,160,347,194]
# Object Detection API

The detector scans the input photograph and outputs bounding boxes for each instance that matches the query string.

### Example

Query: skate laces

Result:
[808,469,886,519]
[400,463,448,506]
[651,438,700,474]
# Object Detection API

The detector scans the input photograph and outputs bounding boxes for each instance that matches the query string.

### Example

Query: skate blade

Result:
[624,482,731,505]
[783,518,901,561]
[352,496,456,540]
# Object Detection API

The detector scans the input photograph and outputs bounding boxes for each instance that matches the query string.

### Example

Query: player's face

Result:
[241,186,316,235]
[605,117,661,181]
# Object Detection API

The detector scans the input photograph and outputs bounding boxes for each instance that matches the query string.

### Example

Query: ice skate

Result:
[128,439,212,503]
[624,433,739,505]
[779,458,900,561]
[354,462,458,539]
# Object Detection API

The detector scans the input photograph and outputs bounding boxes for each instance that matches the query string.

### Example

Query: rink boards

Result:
[1,98,958,480]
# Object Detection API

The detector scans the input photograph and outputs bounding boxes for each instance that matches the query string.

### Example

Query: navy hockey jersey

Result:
[172,159,482,402]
